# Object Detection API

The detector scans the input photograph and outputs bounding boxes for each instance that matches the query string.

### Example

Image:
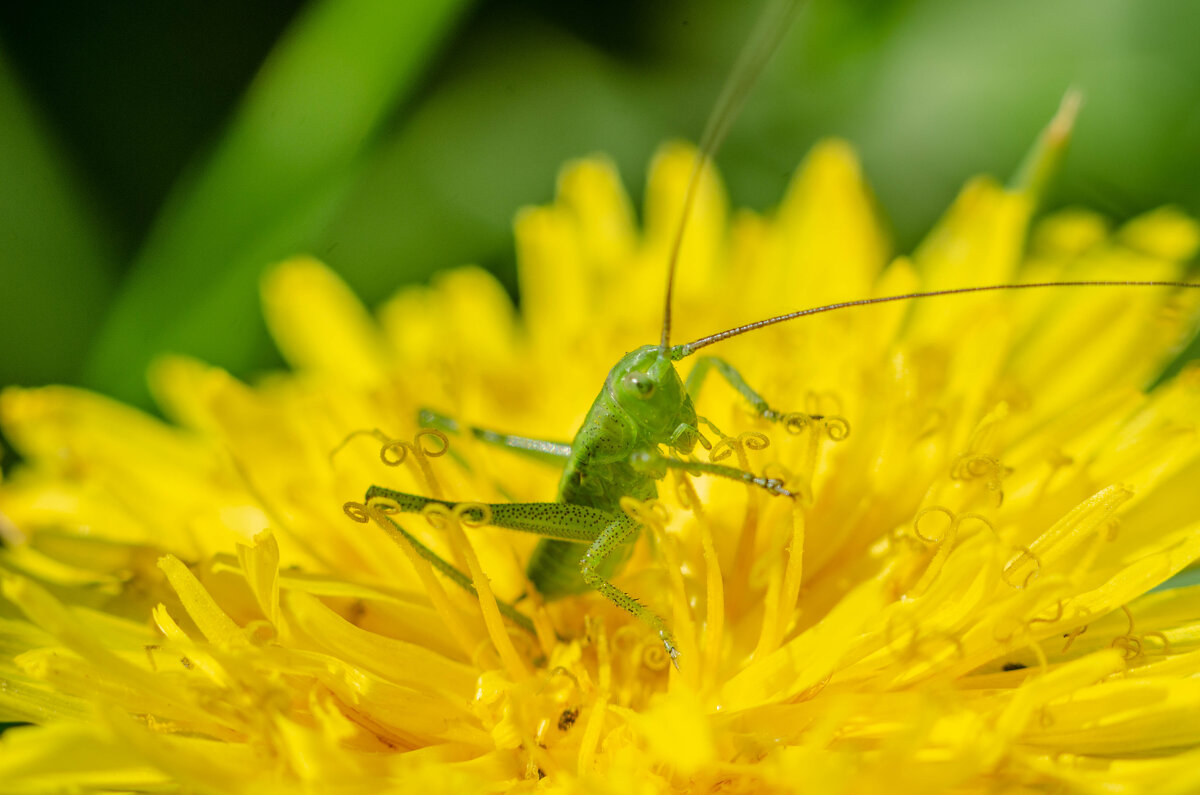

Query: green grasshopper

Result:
[359,1,1200,666]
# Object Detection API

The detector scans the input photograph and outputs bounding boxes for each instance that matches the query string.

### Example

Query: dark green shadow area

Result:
[0,48,116,389]
[81,0,473,408]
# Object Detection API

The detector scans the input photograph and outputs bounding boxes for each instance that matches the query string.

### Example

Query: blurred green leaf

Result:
[83,0,472,407]
[29,0,1198,407]
[751,0,1200,249]
[0,47,116,387]
[316,21,669,304]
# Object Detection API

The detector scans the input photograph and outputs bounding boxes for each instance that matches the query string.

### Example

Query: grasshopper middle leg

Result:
[419,408,572,465]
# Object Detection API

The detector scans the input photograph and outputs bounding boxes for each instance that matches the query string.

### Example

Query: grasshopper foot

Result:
[661,631,681,670]
[762,477,796,498]
[764,410,851,441]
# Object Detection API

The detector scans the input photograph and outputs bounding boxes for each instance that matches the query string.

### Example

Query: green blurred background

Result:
[1,0,1198,412]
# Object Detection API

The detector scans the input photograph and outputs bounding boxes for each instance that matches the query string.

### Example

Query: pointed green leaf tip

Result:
[1011,88,1084,204]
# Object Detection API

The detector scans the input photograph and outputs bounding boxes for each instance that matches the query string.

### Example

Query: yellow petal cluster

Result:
[1,140,1199,793]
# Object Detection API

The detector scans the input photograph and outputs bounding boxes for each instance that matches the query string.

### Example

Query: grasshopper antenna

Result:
[671,281,1200,357]
[660,0,804,353]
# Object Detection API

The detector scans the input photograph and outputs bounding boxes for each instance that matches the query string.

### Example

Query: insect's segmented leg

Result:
[630,450,797,498]
[685,356,792,421]
[670,422,712,453]
[351,506,536,635]
[578,513,678,665]
[365,486,610,542]
[366,486,676,659]
[419,408,572,465]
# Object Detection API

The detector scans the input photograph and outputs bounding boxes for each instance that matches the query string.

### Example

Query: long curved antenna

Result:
[660,0,803,352]
[671,280,1200,358]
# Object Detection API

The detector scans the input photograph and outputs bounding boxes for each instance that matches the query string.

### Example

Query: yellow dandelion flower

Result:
[1,130,1200,794]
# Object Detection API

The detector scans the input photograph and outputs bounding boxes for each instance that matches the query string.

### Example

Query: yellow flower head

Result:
[1,137,1199,793]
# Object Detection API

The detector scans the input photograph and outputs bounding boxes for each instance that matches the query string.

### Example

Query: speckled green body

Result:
[365,342,795,659]
[526,345,697,598]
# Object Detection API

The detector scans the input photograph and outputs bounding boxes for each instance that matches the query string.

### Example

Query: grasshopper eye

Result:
[623,372,655,399]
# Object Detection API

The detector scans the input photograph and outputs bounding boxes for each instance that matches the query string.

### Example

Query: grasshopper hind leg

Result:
[686,355,782,420]
[351,503,538,636]
[366,485,679,665]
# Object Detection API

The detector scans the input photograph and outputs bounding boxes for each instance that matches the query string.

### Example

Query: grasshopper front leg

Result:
[685,355,817,423]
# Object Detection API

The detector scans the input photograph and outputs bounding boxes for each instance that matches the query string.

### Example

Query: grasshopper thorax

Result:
[606,345,697,454]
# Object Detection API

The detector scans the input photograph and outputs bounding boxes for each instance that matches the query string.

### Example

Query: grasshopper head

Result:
[609,345,698,453]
